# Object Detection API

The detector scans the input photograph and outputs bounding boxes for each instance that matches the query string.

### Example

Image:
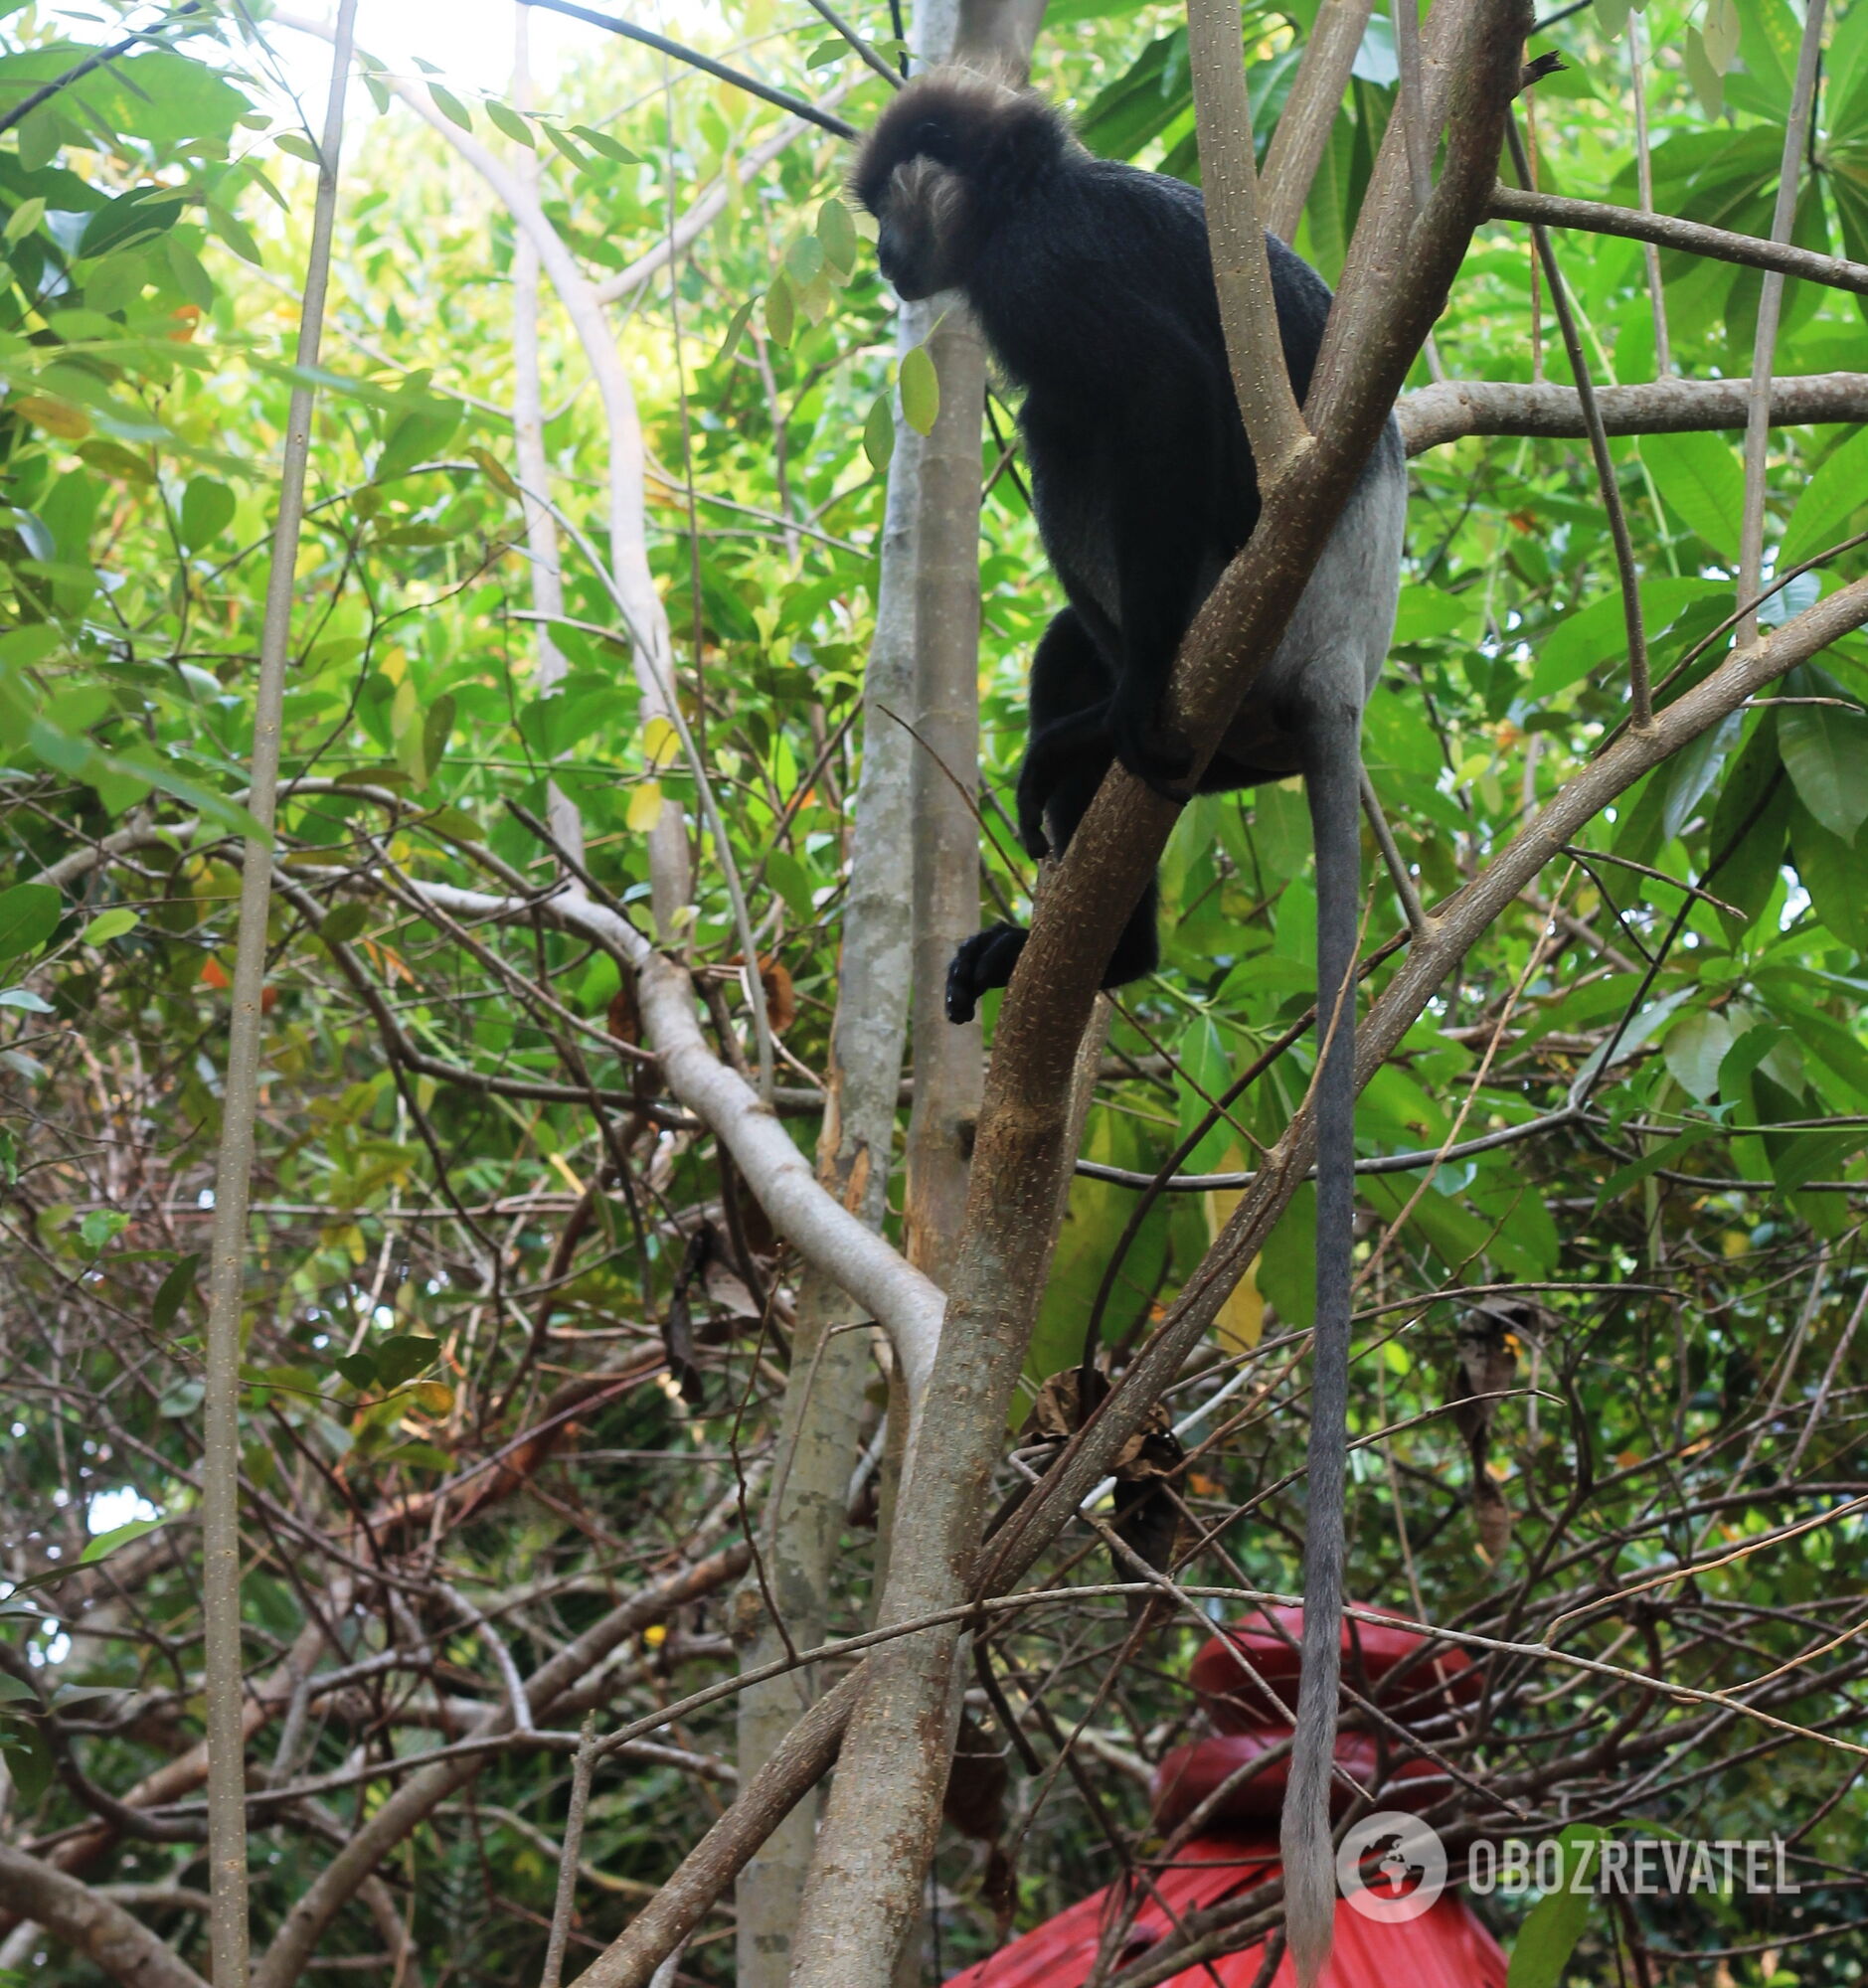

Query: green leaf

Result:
[152,1251,201,1333]
[1782,426,1868,565]
[484,99,536,148]
[82,908,139,945]
[1682,25,1725,115]
[0,884,61,960]
[862,389,895,472]
[537,122,587,167]
[372,1334,439,1390]
[0,987,52,1012]
[377,397,461,481]
[4,196,44,242]
[765,849,816,924]
[79,1208,128,1253]
[1,1720,51,1805]
[422,692,456,783]
[714,298,755,366]
[204,200,264,267]
[1259,1180,1316,1328]
[900,344,940,436]
[275,131,320,164]
[570,123,639,163]
[334,1350,378,1389]
[1643,429,1744,557]
[319,903,371,947]
[427,83,474,132]
[817,196,857,273]
[764,271,795,349]
[1779,693,1868,842]
[805,38,848,67]
[1507,1825,1607,1988]
[158,1376,204,1418]
[179,474,236,551]
[785,233,824,286]
[79,1517,164,1564]
[1791,802,1868,951]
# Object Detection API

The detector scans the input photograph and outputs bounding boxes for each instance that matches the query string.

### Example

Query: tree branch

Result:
[0,1847,208,1988]
[1397,371,1868,452]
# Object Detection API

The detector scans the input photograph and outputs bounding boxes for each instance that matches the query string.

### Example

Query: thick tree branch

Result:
[0,1847,208,1988]
[1397,371,1868,452]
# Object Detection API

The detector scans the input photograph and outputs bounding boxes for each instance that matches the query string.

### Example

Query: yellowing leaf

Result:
[628,780,665,833]
[642,714,681,772]
[1204,1149,1264,1353]
[14,394,90,439]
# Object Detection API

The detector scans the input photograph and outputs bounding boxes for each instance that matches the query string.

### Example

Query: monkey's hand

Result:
[946,923,1028,1025]
[1107,681,1195,798]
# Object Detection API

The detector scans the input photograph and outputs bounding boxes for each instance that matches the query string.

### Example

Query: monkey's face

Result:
[873,155,972,301]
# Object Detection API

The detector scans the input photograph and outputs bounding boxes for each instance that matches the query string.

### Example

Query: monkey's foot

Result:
[946,922,1028,1024]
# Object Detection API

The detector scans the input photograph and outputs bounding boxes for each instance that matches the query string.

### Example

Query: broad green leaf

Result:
[765,848,816,924]
[570,123,639,163]
[1529,579,1723,703]
[817,196,857,274]
[0,987,52,1012]
[1781,426,1868,565]
[1779,694,1868,842]
[1666,1008,1736,1101]
[900,344,940,435]
[83,911,138,946]
[319,903,371,946]
[1260,1182,1316,1328]
[1508,1825,1607,1988]
[1644,430,1744,556]
[152,1252,200,1333]
[427,83,474,132]
[179,474,235,551]
[484,99,535,148]
[0,883,61,959]
[373,1334,439,1390]
[79,1516,164,1564]
[1791,803,1868,951]
[204,200,263,267]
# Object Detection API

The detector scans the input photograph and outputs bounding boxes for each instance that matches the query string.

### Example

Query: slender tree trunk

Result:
[901,6,981,1287]
[199,18,355,1988]
[734,331,925,1988]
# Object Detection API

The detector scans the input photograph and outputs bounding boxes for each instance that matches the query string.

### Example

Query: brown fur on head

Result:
[851,68,1072,300]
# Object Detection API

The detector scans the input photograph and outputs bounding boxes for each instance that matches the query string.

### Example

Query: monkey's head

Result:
[852,70,1071,301]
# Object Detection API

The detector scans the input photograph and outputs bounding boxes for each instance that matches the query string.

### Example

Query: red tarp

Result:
[940,1834,1507,1988]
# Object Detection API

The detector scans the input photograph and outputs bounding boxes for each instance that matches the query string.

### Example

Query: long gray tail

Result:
[1280,710,1362,1987]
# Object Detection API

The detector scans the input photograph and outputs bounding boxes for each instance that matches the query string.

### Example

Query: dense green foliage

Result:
[3,0,1868,1983]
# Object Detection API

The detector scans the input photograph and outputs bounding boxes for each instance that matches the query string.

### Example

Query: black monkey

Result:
[854,69,1408,1982]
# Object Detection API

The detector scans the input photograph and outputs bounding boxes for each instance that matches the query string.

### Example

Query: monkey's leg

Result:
[1281,701,1363,1987]
[944,746,1157,1026]
[1018,608,1111,857]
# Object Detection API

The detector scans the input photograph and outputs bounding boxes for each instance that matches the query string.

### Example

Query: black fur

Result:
[854,74,1340,1026]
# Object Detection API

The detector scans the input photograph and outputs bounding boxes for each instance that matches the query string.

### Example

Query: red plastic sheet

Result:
[940,1835,1506,1988]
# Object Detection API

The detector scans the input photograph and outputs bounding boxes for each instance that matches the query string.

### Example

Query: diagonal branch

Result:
[0,1846,208,1988]
[1487,186,1868,299]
